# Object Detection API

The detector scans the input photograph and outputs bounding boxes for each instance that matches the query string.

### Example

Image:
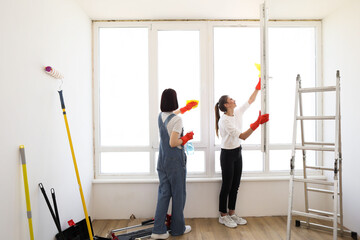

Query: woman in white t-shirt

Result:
[214,80,269,228]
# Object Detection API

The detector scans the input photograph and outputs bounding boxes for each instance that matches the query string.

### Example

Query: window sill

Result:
[92,175,327,184]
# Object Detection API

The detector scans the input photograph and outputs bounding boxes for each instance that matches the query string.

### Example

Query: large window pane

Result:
[268,27,316,144]
[269,150,315,171]
[214,27,261,145]
[99,28,149,146]
[187,151,205,173]
[158,30,201,141]
[101,152,150,173]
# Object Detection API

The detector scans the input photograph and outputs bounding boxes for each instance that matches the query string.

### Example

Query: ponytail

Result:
[215,95,229,138]
[215,103,220,137]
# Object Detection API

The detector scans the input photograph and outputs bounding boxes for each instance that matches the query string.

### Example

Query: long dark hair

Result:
[160,88,179,112]
[215,95,228,137]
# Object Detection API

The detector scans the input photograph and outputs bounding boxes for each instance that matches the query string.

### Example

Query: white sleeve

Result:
[172,117,183,134]
[235,101,250,116]
[222,118,241,137]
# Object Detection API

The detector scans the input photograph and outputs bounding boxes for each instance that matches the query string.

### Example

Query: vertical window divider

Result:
[93,22,101,178]
[149,22,159,175]
[260,3,270,173]
[315,22,323,169]
[206,22,216,177]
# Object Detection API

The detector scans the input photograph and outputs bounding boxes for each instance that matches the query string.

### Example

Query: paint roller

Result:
[44,66,94,240]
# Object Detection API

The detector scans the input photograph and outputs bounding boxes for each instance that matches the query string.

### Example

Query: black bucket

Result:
[55,217,109,240]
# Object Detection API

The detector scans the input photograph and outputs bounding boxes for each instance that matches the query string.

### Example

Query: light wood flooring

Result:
[92,216,356,240]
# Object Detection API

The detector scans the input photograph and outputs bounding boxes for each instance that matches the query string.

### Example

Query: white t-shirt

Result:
[161,112,183,149]
[218,102,250,149]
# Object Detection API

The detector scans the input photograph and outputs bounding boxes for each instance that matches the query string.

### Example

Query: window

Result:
[93,21,321,179]
[268,26,317,171]
[213,26,262,172]
[157,29,205,173]
[99,27,149,147]
[96,27,150,175]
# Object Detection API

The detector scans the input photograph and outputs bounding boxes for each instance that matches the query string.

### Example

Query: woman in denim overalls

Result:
[151,89,197,240]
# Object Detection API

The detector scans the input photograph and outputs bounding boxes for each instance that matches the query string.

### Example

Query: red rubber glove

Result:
[180,101,198,114]
[180,131,194,145]
[250,111,269,131]
[255,77,261,90]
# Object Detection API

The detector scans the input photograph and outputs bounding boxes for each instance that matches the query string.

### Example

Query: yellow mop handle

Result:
[19,145,35,240]
[58,91,93,240]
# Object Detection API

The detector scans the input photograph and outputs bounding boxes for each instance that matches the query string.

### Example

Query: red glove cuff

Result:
[180,107,187,114]
[255,77,261,90]
[250,122,259,131]
[250,111,261,131]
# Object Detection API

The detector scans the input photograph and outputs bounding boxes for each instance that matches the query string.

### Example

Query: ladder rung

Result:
[303,141,335,146]
[297,116,336,120]
[305,165,335,171]
[293,178,334,186]
[308,208,340,217]
[299,86,336,93]
[292,210,333,221]
[296,221,354,237]
[296,146,335,151]
[307,187,337,194]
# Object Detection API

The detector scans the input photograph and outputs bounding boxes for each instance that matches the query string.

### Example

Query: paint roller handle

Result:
[51,188,61,228]
[141,218,155,226]
[58,90,66,109]
[38,183,65,239]
[19,145,26,164]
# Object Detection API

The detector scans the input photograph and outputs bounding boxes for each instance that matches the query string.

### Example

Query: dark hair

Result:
[215,95,228,137]
[160,88,179,112]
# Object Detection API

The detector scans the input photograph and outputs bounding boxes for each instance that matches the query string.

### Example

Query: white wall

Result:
[323,0,360,235]
[0,0,92,239]
[92,178,330,219]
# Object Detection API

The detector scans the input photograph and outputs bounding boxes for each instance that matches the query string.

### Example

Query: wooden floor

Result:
[93,216,355,240]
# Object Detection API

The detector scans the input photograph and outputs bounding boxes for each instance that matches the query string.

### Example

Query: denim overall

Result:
[152,113,187,236]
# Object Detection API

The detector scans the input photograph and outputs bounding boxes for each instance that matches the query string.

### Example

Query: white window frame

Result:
[151,22,209,178]
[93,20,322,180]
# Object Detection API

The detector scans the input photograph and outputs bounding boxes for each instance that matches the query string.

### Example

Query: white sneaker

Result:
[184,225,192,234]
[230,214,247,225]
[151,231,170,239]
[219,215,237,228]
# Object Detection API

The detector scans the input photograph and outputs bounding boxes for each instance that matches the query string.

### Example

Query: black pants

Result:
[219,146,243,214]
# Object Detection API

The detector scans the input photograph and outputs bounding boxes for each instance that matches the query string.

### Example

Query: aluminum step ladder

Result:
[286,71,357,240]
